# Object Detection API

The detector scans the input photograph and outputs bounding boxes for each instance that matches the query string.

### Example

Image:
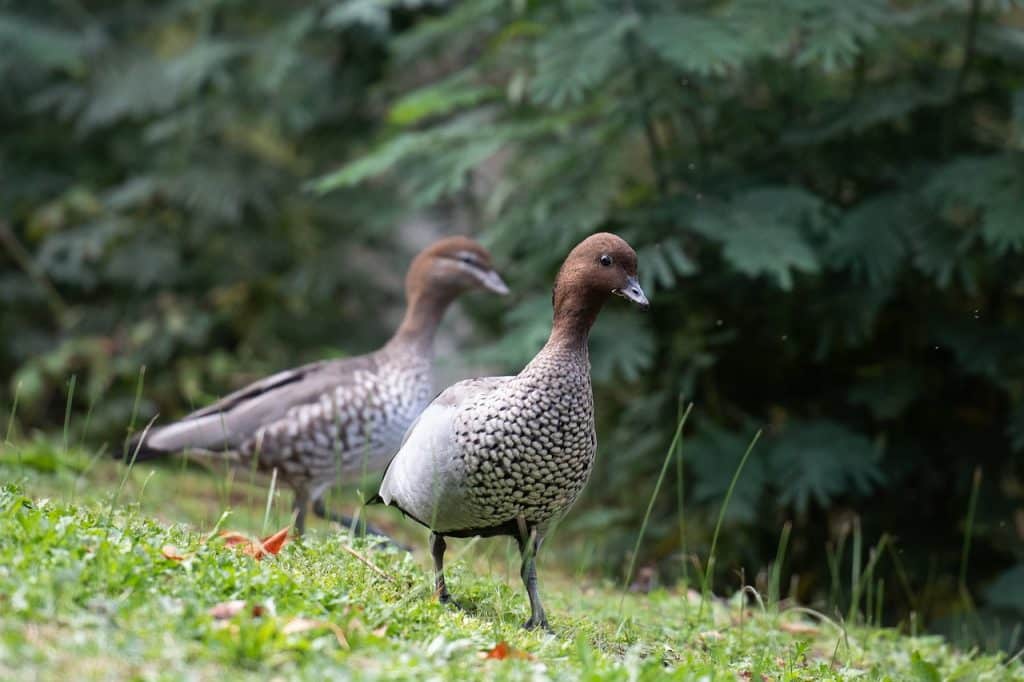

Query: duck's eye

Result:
[599,254,613,267]
[459,254,478,267]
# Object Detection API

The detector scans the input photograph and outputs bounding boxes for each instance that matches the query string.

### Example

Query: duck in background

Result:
[122,237,508,535]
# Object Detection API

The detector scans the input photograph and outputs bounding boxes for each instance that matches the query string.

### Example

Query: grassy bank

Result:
[0,459,1020,680]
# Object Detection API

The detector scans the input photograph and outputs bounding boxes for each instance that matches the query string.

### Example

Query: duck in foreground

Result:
[122,237,508,535]
[372,232,648,630]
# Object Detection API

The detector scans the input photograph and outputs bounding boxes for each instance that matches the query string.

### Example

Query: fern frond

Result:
[923,155,1024,255]
[638,238,697,294]
[825,194,925,285]
[686,187,824,290]
[769,420,884,513]
[529,13,636,108]
[388,73,498,126]
[638,11,768,76]
[0,12,99,71]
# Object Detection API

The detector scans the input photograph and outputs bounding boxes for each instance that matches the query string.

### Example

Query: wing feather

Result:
[377,376,512,530]
[141,356,377,453]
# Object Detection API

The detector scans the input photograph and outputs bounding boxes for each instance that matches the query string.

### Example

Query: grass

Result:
[2,441,1022,680]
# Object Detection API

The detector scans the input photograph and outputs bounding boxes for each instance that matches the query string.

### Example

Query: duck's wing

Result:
[376,376,513,528]
[132,356,377,457]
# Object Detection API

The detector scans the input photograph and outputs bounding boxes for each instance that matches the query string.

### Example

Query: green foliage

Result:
[769,421,884,514]
[6,0,1024,653]
[685,188,824,290]
[310,0,1024,643]
[0,0,421,439]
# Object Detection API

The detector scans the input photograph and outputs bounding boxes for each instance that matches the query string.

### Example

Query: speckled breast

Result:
[454,352,596,530]
[242,357,433,485]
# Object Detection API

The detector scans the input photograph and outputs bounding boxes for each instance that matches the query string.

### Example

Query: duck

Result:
[372,232,648,630]
[122,237,508,534]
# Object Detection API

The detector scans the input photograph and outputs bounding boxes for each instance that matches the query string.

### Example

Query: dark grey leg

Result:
[293,489,309,536]
[518,529,550,631]
[312,498,410,550]
[430,532,457,605]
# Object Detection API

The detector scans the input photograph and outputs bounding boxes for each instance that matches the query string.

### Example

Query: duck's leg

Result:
[312,498,392,537]
[429,532,457,605]
[517,528,550,631]
[312,498,410,550]
[292,488,310,535]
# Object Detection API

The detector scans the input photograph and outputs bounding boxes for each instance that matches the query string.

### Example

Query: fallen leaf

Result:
[218,525,291,560]
[260,526,289,555]
[219,532,251,548]
[282,617,349,648]
[161,545,187,561]
[209,600,264,620]
[739,673,772,682]
[484,641,535,661]
[779,621,819,636]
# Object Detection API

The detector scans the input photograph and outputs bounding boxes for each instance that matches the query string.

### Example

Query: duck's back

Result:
[381,345,596,536]
[245,346,433,486]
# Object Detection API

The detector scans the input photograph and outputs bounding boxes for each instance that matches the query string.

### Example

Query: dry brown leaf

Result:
[219,532,251,547]
[739,673,772,682]
[209,600,245,619]
[260,527,290,555]
[218,526,291,560]
[208,600,264,620]
[282,617,349,649]
[161,544,187,561]
[779,621,819,636]
[483,641,535,661]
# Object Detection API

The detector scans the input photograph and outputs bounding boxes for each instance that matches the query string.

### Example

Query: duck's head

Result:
[406,236,508,300]
[553,232,649,316]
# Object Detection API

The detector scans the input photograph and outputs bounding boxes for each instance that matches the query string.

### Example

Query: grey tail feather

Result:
[119,430,170,463]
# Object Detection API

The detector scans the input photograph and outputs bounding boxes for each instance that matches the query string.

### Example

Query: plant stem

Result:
[0,221,68,323]
[959,467,982,599]
[700,429,762,618]
[943,0,981,154]
[675,396,687,583]
[618,403,693,616]
[622,16,669,197]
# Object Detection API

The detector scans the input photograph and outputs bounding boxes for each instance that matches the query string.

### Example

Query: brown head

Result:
[393,236,508,346]
[404,236,508,300]
[550,232,648,342]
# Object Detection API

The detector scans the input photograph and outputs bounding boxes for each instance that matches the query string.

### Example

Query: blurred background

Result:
[2,0,1023,652]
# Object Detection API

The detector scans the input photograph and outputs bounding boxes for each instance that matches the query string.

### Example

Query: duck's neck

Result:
[540,293,603,359]
[385,287,456,355]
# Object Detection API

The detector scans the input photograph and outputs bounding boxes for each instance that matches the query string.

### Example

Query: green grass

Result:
[1,442,1022,680]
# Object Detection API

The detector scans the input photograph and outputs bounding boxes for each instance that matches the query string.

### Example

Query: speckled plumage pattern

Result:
[376,232,648,630]
[244,342,433,498]
[450,343,595,532]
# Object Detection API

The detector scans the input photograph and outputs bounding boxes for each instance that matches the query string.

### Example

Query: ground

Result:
[0,441,1021,680]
